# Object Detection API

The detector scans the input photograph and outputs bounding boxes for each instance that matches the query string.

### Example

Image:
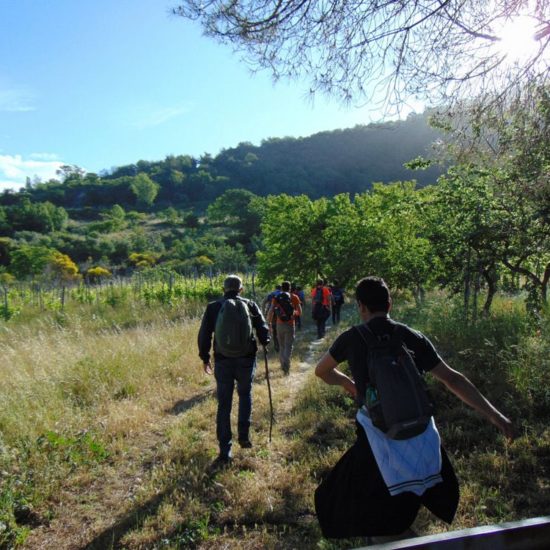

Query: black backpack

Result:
[312,287,329,320]
[355,323,435,440]
[274,292,294,322]
[214,298,255,357]
[332,288,344,304]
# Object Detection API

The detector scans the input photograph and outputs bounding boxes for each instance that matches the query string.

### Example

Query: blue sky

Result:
[0,0,420,192]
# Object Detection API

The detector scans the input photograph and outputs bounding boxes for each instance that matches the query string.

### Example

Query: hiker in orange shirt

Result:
[267,280,302,375]
[311,279,331,338]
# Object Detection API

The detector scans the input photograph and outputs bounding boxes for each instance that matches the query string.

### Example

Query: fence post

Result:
[251,269,257,301]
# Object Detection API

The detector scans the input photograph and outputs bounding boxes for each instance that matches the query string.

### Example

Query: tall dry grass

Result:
[1,293,549,549]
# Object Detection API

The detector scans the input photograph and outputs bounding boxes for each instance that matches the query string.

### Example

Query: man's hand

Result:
[493,413,517,441]
[203,361,213,375]
[342,378,358,399]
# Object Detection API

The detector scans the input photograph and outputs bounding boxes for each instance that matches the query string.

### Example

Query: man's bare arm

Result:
[315,352,357,398]
[430,361,516,440]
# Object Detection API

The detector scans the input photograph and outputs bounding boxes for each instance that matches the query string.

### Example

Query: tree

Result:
[174,1,549,110]
[426,167,504,317]
[432,84,550,309]
[8,245,55,279]
[100,204,127,230]
[207,189,263,253]
[56,164,85,184]
[257,194,330,284]
[130,173,160,207]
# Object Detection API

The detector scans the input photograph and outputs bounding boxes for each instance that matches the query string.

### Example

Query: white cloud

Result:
[132,104,192,129]
[0,154,64,192]
[30,152,60,161]
[0,88,36,112]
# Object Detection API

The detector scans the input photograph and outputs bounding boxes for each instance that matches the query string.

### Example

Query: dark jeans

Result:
[316,317,328,338]
[271,320,279,351]
[332,302,343,324]
[214,357,256,458]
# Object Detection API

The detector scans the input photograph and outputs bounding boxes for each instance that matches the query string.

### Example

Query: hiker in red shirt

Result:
[311,279,332,339]
[267,280,302,375]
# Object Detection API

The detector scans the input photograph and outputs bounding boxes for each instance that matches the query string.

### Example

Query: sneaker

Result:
[238,439,253,449]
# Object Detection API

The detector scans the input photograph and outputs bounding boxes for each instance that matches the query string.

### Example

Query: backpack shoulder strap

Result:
[388,322,411,348]
[354,324,379,347]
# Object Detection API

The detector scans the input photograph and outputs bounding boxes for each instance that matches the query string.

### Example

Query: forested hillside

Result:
[0,113,442,215]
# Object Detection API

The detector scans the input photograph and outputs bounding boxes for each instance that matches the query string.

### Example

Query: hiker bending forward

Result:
[198,275,270,464]
[314,276,515,539]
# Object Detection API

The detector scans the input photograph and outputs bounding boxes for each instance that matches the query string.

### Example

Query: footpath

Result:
[22,320,335,549]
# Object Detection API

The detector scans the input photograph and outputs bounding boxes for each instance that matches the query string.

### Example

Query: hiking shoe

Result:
[238,439,253,449]
[210,454,232,471]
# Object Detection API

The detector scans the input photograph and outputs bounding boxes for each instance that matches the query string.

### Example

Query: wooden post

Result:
[251,269,257,301]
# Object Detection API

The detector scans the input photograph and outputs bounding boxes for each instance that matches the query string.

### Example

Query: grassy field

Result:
[0,292,549,549]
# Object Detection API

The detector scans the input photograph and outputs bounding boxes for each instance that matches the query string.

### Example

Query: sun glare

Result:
[494,15,542,62]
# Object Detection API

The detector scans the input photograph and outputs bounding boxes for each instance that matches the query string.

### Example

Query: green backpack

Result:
[214,298,255,357]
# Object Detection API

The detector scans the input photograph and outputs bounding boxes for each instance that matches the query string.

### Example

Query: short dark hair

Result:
[316,278,324,286]
[224,275,243,291]
[355,277,390,313]
[281,281,291,292]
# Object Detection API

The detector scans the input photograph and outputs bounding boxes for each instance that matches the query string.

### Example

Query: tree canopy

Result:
[174,1,549,110]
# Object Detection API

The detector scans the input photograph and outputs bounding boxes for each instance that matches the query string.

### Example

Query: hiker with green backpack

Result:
[198,275,270,465]
[314,276,515,541]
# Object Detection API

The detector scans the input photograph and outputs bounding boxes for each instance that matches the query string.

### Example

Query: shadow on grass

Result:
[82,463,215,550]
[166,390,215,416]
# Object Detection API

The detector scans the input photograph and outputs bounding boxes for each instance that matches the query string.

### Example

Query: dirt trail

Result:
[22,324,333,550]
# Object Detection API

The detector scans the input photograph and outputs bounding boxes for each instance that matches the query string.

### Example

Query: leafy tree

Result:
[174,1,549,109]
[257,194,330,284]
[354,183,434,296]
[56,164,86,184]
[8,245,55,279]
[6,199,68,234]
[426,167,504,316]
[130,173,160,207]
[433,84,550,309]
[207,189,263,253]
[0,237,11,267]
[0,207,10,234]
[99,204,127,231]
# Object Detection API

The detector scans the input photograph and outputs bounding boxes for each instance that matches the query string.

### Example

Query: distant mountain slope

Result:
[1,113,443,214]
[212,113,443,198]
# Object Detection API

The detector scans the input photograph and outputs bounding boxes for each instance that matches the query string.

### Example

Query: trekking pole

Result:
[263,346,274,442]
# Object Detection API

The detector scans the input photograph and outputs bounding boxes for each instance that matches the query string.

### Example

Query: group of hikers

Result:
[197,274,515,541]
[261,279,345,373]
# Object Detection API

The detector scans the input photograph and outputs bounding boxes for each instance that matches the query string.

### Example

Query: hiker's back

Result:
[214,297,255,357]
[355,321,435,440]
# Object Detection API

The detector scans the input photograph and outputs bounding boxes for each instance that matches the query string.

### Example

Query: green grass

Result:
[1,293,548,548]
